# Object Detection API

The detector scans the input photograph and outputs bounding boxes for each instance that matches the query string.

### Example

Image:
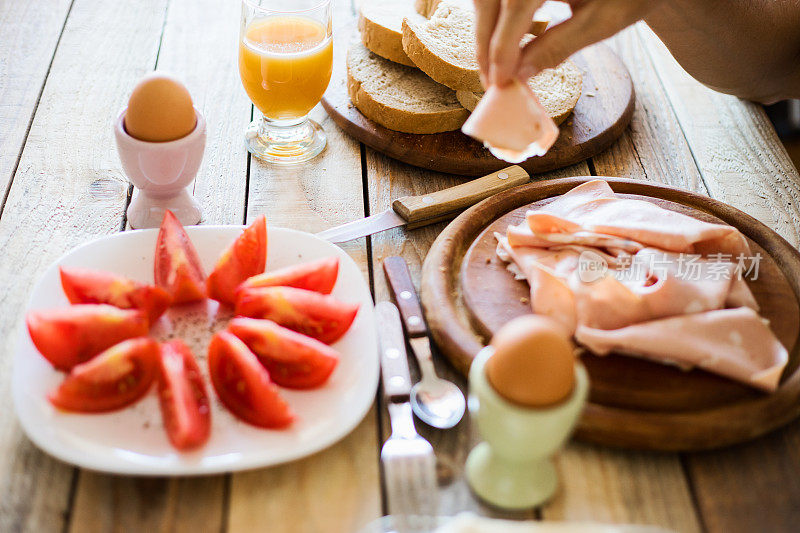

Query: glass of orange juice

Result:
[239,0,333,163]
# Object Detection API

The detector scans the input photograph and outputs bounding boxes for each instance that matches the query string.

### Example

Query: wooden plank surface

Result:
[0,1,169,531]
[0,0,72,199]
[3,1,800,531]
[69,475,227,533]
[686,423,800,533]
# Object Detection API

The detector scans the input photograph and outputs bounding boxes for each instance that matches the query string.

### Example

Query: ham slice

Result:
[499,234,759,332]
[507,222,644,256]
[496,235,578,332]
[575,308,788,392]
[494,179,786,392]
[526,180,751,257]
[461,80,559,163]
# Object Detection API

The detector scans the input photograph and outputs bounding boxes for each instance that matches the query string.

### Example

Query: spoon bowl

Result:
[410,378,466,429]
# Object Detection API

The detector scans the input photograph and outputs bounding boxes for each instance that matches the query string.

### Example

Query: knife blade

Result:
[316,165,529,243]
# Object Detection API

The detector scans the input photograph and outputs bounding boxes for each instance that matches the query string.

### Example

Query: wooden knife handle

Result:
[392,165,529,224]
[383,257,427,338]
[375,301,413,402]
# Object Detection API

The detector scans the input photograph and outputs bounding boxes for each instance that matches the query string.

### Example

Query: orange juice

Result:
[239,16,332,121]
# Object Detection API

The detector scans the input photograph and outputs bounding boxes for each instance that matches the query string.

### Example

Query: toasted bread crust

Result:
[401,15,484,92]
[346,45,469,134]
[358,11,416,67]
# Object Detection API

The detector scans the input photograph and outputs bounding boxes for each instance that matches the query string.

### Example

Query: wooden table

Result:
[2,1,800,532]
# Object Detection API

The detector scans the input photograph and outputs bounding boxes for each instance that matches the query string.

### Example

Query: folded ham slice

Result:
[575,308,788,392]
[499,234,759,333]
[494,180,785,391]
[461,80,559,163]
[526,180,751,257]
[507,222,644,256]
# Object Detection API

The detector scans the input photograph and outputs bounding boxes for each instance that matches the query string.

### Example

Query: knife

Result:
[316,165,529,243]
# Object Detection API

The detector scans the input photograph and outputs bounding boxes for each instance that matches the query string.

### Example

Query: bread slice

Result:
[456,59,583,125]
[358,0,424,66]
[415,0,470,17]
[346,43,469,134]
[415,0,550,34]
[402,4,484,92]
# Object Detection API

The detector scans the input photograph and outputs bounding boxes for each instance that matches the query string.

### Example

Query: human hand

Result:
[474,0,662,87]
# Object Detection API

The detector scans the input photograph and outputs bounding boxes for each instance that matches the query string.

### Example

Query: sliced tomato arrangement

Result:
[60,266,172,324]
[31,210,358,451]
[208,330,294,428]
[235,286,359,344]
[206,215,267,306]
[156,340,211,450]
[236,256,338,296]
[227,317,339,389]
[27,304,149,370]
[154,210,207,304]
[48,337,159,412]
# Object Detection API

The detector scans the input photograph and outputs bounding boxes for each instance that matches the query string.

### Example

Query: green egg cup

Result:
[466,347,589,510]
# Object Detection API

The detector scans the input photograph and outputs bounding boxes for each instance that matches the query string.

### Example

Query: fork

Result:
[376,302,439,532]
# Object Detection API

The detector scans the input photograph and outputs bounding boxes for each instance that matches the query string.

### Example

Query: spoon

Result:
[383,257,466,429]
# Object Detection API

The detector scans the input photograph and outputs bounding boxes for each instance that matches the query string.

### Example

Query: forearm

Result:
[645,0,800,102]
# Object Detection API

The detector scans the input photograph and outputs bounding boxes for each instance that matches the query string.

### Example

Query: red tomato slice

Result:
[236,256,338,296]
[208,331,293,428]
[59,266,172,325]
[227,317,339,389]
[27,304,149,371]
[48,337,159,412]
[154,210,207,304]
[206,215,267,306]
[235,286,359,344]
[157,340,211,450]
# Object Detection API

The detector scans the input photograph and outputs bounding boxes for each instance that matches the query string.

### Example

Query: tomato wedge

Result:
[60,266,172,324]
[235,286,359,344]
[227,317,338,389]
[208,331,293,428]
[27,304,149,370]
[236,256,338,296]
[206,215,267,306]
[154,210,206,304]
[48,337,159,412]
[157,340,211,450]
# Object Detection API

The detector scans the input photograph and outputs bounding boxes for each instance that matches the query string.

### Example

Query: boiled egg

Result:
[124,73,196,142]
[486,314,575,407]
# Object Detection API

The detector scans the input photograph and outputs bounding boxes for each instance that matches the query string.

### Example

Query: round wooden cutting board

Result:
[420,177,800,451]
[321,42,634,176]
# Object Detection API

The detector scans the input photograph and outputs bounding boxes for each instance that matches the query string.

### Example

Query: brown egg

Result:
[486,315,575,407]
[124,74,196,142]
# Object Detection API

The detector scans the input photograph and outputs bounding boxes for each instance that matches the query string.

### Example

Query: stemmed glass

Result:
[239,0,333,163]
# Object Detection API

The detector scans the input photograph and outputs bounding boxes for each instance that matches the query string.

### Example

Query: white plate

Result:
[12,226,378,476]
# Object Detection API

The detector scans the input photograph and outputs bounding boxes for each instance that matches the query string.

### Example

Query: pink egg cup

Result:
[114,108,205,229]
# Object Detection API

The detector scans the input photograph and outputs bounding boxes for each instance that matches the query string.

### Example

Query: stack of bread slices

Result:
[349,0,583,135]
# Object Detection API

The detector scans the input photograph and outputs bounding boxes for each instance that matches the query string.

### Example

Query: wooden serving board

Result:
[322,33,634,176]
[420,177,800,451]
